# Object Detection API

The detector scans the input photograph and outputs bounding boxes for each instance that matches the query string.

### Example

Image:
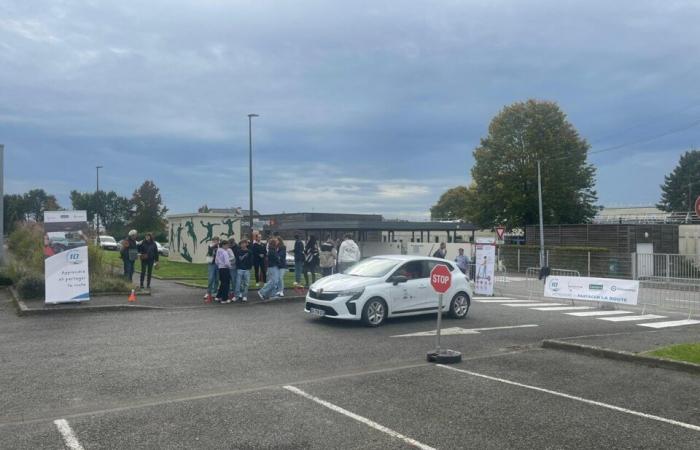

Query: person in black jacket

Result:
[293,234,304,287]
[303,235,320,288]
[137,233,160,289]
[251,232,267,286]
[234,239,253,302]
[120,230,139,283]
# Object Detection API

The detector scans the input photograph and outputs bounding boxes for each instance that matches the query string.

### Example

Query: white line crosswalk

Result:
[475,296,699,329]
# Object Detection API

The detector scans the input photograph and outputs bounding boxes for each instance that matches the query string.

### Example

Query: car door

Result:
[388,260,426,315]
[423,260,456,312]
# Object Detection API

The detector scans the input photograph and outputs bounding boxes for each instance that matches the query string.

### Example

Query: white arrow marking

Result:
[391,324,538,337]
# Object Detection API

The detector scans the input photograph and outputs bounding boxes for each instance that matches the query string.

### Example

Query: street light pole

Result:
[248,114,259,237]
[537,160,545,267]
[96,165,103,244]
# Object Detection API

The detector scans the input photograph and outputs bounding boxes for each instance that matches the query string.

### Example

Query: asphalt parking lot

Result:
[1,287,699,449]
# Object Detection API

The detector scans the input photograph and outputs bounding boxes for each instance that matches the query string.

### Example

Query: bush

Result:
[16,272,45,300]
[7,223,43,273]
[0,268,13,286]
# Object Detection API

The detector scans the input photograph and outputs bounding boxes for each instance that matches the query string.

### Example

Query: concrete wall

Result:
[167,213,242,264]
[679,225,700,256]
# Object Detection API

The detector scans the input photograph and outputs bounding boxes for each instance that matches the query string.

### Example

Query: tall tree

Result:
[128,180,168,236]
[70,190,131,237]
[430,185,476,221]
[23,189,60,222]
[3,194,27,233]
[465,99,596,229]
[657,149,700,212]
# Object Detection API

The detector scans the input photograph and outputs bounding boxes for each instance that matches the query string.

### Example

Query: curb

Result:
[542,339,700,375]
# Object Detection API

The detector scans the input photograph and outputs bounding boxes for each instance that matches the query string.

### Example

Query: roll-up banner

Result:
[544,276,639,305]
[474,238,496,296]
[43,211,90,304]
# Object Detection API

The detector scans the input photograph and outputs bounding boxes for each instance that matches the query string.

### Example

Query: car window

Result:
[424,260,454,274]
[345,258,398,278]
[391,260,428,280]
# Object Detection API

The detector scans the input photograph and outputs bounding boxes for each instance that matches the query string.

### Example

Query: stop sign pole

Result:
[426,264,462,364]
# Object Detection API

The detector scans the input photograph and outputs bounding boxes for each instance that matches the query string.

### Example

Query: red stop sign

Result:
[695,196,700,218]
[430,264,452,293]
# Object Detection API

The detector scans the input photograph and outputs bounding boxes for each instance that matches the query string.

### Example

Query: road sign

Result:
[496,226,505,241]
[695,196,700,218]
[430,264,452,293]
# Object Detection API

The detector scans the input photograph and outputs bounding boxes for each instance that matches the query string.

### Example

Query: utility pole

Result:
[96,165,103,244]
[0,145,4,265]
[247,114,259,237]
[537,160,545,268]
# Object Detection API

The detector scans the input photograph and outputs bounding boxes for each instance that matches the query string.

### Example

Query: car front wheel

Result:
[449,292,470,319]
[361,298,387,327]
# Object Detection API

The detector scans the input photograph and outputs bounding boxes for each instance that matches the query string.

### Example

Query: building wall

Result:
[167,213,242,263]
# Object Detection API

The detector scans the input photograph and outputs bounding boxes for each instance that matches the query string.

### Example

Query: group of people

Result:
[204,231,362,303]
[432,242,471,275]
[119,229,160,289]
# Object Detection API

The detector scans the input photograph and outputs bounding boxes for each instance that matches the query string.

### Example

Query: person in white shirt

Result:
[337,234,361,273]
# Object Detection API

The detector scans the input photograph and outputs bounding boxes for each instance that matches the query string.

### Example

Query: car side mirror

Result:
[390,275,408,285]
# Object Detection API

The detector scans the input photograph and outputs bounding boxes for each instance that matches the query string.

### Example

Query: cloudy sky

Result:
[1,0,699,219]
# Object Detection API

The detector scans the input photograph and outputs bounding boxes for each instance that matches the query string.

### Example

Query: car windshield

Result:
[343,258,398,278]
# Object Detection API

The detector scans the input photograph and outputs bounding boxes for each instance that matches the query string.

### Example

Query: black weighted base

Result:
[426,348,462,364]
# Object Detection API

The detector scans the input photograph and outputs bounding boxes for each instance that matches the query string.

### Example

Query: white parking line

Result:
[283,386,435,450]
[598,315,666,322]
[530,306,594,311]
[53,419,84,450]
[437,365,700,432]
[391,324,539,337]
[473,297,513,300]
[475,299,533,303]
[638,319,700,329]
[503,303,564,307]
[566,310,634,317]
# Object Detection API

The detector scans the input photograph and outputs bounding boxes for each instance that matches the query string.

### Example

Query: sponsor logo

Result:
[66,250,83,265]
[611,285,636,292]
[548,278,560,292]
[588,284,604,290]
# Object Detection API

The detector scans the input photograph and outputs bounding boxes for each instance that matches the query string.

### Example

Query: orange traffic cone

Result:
[128,289,137,303]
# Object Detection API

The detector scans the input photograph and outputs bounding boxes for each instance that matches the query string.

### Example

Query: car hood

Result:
[310,274,381,291]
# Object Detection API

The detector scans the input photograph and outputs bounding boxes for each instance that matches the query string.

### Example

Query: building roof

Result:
[269,220,478,232]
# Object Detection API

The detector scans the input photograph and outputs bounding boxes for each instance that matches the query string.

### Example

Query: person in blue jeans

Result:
[276,237,287,297]
[204,236,220,300]
[258,237,280,300]
[235,239,253,302]
[293,234,304,286]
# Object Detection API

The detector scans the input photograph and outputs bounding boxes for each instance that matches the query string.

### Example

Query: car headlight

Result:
[338,288,364,300]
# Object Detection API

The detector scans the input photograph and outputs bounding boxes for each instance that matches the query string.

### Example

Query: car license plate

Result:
[309,307,325,317]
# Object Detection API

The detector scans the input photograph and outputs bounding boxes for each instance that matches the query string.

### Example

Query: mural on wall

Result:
[176,223,184,252]
[185,218,197,253]
[170,224,175,248]
[180,243,192,262]
[200,220,219,243]
[221,217,238,238]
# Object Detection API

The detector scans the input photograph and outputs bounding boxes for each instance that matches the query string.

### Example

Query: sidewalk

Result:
[12,277,307,315]
[543,327,700,374]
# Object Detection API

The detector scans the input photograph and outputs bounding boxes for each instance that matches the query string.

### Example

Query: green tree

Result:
[430,185,476,221]
[465,99,597,229]
[128,180,168,237]
[70,190,131,237]
[3,194,27,233]
[23,189,60,222]
[657,149,700,212]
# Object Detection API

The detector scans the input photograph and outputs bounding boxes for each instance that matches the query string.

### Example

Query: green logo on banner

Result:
[589,284,604,290]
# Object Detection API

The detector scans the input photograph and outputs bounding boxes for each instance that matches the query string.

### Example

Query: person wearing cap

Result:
[120,230,139,283]
[454,247,469,276]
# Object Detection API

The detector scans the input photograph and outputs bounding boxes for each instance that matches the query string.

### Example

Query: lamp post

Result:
[248,113,259,236]
[537,160,545,267]
[96,165,103,244]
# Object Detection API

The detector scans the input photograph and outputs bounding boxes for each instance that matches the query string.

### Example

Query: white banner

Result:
[544,276,639,305]
[43,211,90,304]
[474,242,496,296]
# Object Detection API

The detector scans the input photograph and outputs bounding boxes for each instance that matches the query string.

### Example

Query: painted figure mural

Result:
[176,223,184,252]
[185,218,197,253]
[170,223,175,247]
[200,220,219,243]
[180,243,192,263]
[221,217,237,237]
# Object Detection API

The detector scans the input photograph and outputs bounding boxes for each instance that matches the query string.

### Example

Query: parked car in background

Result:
[156,242,169,257]
[96,235,120,251]
[305,255,473,327]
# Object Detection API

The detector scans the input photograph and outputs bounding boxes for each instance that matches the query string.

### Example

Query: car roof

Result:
[370,254,452,263]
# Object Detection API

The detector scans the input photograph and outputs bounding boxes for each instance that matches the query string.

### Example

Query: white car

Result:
[96,235,119,251]
[305,255,473,327]
[156,241,170,257]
